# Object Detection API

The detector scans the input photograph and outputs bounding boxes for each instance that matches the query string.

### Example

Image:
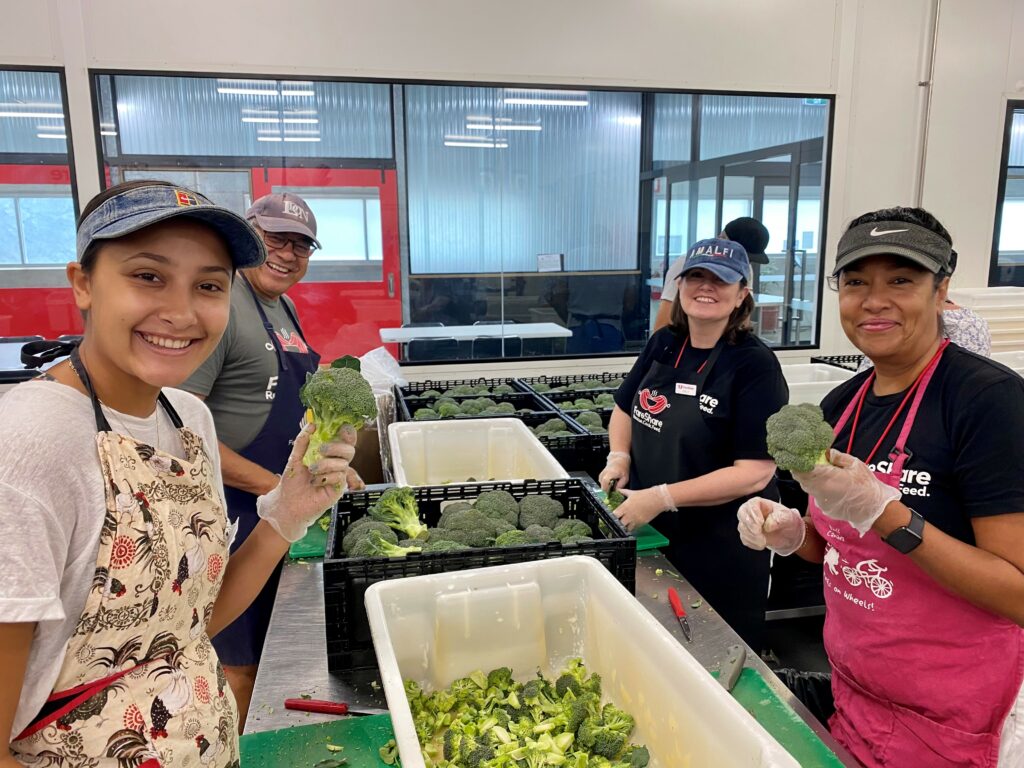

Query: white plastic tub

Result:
[992,350,1024,374]
[780,363,856,384]
[388,418,569,486]
[365,556,800,768]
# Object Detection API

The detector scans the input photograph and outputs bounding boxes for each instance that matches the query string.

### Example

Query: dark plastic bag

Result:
[775,667,835,725]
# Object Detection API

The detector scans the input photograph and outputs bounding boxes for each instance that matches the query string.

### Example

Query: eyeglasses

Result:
[262,231,316,258]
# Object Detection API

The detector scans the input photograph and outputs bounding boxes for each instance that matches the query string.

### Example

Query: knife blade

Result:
[667,587,692,642]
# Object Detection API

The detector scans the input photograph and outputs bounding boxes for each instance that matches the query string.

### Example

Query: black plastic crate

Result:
[397,390,550,422]
[516,372,625,395]
[539,390,616,413]
[399,377,529,398]
[521,412,606,475]
[323,479,637,671]
[810,354,864,372]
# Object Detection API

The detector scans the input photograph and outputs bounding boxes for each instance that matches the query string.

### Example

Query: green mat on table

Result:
[289,514,331,559]
[595,490,670,551]
[240,714,394,768]
[711,667,843,767]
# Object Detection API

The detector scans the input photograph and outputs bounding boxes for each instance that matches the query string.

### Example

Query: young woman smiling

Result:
[0,181,356,768]
[600,237,788,651]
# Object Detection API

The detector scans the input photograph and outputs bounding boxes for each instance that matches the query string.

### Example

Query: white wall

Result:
[2,0,1016,365]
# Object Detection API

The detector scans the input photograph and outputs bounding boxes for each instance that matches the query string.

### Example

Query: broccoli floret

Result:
[437,508,506,547]
[492,383,516,395]
[420,388,442,398]
[298,364,377,468]
[474,490,520,526]
[575,411,603,429]
[594,393,615,407]
[368,486,428,540]
[534,417,568,436]
[437,501,475,527]
[518,495,564,529]
[494,529,534,547]
[573,398,598,411]
[554,519,593,541]
[422,539,471,553]
[378,738,399,765]
[562,535,596,546]
[341,519,397,555]
[532,382,552,393]
[413,407,439,421]
[349,530,422,558]
[444,384,478,397]
[436,401,462,418]
[555,674,582,698]
[766,402,835,473]
[623,744,651,767]
[492,401,516,414]
[523,524,557,543]
[605,489,625,511]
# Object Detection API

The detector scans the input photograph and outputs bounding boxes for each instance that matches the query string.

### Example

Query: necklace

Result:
[67,353,163,449]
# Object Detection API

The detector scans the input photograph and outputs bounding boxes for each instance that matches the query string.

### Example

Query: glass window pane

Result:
[20,196,75,264]
[309,198,370,260]
[700,95,829,160]
[994,111,1024,286]
[0,198,19,264]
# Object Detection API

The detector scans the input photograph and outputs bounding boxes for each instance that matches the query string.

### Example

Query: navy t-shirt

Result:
[820,344,1024,545]
[615,327,789,462]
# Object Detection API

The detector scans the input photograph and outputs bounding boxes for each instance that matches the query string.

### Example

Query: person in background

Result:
[654,217,771,332]
[856,247,991,372]
[600,237,788,651]
[738,207,1024,766]
[183,192,361,728]
[0,181,354,766]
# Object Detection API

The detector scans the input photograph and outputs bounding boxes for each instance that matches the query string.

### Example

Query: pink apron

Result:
[810,342,1024,767]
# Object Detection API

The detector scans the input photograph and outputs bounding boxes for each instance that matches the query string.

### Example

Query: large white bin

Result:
[781,363,854,406]
[388,418,569,486]
[365,556,800,768]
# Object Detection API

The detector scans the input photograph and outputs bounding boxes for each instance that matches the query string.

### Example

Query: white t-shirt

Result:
[0,380,224,739]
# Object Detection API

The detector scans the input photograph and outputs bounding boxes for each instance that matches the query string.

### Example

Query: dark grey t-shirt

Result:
[184,279,310,452]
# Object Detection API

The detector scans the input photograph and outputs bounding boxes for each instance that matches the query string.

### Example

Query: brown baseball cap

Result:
[246,192,321,249]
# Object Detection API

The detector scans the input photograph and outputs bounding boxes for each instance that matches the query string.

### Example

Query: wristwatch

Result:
[883,507,925,553]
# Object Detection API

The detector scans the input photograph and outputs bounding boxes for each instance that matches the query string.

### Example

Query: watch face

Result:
[885,509,925,554]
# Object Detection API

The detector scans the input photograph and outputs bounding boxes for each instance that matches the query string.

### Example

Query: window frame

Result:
[990,99,1024,287]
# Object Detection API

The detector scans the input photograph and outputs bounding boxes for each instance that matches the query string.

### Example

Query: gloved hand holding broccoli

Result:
[299,356,377,469]
[765,403,835,473]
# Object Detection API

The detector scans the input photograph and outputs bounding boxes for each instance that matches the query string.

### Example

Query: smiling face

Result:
[837,255,948,367]
[678,267,749,325]
[68,219,233,397]
[241,225,311,300]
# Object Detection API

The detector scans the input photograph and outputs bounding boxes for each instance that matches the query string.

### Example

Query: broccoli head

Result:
[494,529,534,547]
[474,490,520,526]
[562,535,596,546]
[534,417,569,436]
[765,402,835,473]
[422,539,471,553]
[413,407,439,421]
[575,411,603,429]
[349,529,423,558]
[554,519,592,541]
[342,519,397,555]
[518,495,564,529]
[573,398,598,411]
[436,401,462,418]
[298,365,376,468]
[420,388,442,398]
[594,393,616,407]
[437,501,475,527]
[523,524,557,544]
[605,489,626,511]
[368,486,429,540]
[437,508,507,547]
[492,383,516,395]
[532,382,552,393]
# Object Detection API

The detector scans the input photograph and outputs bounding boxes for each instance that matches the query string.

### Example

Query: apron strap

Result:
[693,339,725,395]
[834,374,873,436]
[242,276,290,373]
[70,346,185,433]
[890,339,950,457]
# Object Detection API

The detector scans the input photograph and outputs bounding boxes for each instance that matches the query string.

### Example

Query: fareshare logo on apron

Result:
[634,388,670,432]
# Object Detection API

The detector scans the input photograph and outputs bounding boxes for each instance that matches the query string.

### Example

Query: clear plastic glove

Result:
[346,467,366,491]
[257,424,357,543]
[598,451,631,492]
[792,449,901,535]
[737,497,805,556]
[613,484,674,532]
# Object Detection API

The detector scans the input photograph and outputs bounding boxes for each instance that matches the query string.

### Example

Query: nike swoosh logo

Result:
[870,227,909,236]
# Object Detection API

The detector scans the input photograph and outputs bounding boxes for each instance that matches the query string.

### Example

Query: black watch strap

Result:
[883,507,925,554]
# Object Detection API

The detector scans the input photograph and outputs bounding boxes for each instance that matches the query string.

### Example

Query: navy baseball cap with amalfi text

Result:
[678,237,752,285]
[77,182,266,269]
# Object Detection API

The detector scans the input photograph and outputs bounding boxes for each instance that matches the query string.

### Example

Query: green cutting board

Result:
[289,514,331,559]
[711,668,843,767]
[239,715,394,768]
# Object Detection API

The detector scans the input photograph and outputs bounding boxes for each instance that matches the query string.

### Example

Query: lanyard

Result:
[673,336,710,373]
[846,339,949,465]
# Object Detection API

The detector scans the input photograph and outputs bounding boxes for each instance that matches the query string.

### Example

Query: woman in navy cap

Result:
[0,180,354,767]
[601,237,788,650]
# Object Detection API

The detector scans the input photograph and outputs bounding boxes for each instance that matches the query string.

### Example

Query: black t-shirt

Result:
[615,328,789,462]
[820,344,1024,545]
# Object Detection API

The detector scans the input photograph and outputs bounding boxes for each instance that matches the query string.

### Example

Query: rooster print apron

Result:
[11,347,239,768]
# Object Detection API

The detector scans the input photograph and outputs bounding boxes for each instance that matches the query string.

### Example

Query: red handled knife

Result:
[284,698,349,715]
[667,587,693,643]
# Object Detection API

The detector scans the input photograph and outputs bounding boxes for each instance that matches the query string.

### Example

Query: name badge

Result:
[676,383,697,396]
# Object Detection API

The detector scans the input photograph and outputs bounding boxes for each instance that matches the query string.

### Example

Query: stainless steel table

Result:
[245,553,856,765]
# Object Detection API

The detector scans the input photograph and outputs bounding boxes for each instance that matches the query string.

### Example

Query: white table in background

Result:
[379,322,571,343]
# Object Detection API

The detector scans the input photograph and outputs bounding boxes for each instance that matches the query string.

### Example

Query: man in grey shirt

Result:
[185,192,337,727]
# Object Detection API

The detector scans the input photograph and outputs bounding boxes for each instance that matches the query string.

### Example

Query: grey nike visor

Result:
[833,221,953,277]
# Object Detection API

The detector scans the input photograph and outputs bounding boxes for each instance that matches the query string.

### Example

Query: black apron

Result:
[629,339,773,651]
[212,279,320,666]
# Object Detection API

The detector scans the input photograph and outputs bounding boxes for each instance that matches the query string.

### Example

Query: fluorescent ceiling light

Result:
[100,130,117,136]
[444,140,509,148]
[36,132,66,139]
[0,101,61,108]
[0,111,64,119]
[242,108,279,114]
[504,88,588,96]
[281,90,314,97]
[242,117,281,124]
[283,117,318,124]
[218,78,276,85]
[503,98,588,107]
[466,121,542,132]
[218,87,279,96]
[284,136,321,142]
[616,115,642,126]
[284,128,320,134]
[257,136,283,142]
